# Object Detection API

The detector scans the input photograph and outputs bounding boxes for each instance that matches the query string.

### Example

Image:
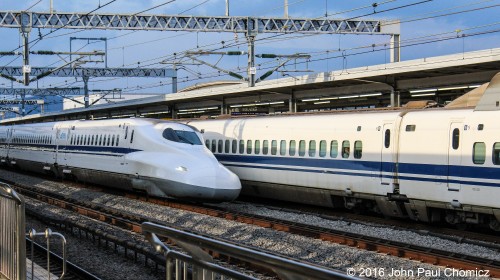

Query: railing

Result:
[0,182,26,280]
[27,228,67,280]
[142,222,357,280]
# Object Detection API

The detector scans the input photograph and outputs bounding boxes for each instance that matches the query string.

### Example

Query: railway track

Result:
[9,178,500,278]
[27,239,101,280]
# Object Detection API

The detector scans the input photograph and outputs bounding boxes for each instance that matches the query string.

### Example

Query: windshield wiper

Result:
[177,135,194,145]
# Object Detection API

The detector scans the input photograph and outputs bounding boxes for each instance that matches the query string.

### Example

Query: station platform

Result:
[25,259,58,280]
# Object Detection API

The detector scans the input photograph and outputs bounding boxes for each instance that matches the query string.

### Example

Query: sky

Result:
[0,0,499,96]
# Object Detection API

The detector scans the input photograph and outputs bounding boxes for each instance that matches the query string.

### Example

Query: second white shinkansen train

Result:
[0,118,241,201]
[187,74,500,230]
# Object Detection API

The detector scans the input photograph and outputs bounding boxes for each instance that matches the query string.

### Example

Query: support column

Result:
[284,0,289,17]
[390,34,400,63]
[20,92,26,116]
[247,35,256,87]
[171,104,177,119]
[221,97,227,115]
[390,88,395,108]
[172,65,178,93]
[289,90,297,113]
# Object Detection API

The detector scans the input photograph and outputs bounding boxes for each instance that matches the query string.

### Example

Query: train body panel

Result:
[189,107,500,229]
[0,118,241,202]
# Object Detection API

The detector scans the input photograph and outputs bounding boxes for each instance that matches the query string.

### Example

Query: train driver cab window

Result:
[452,128,460,150]
[162,128,202,145]
[493,143,500,165]
[330,140,338,158]
[342,140,350,159]
[298,140,306,157]
[309,140,316,157]
[473,142,486,164]
[354,141,363,159]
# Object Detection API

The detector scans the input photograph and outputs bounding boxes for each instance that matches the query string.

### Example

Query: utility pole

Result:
[20,16,31,86]
[284,0,289,18]
[225,0,229,16]
[83,76,89,108]
[247,35,256,87]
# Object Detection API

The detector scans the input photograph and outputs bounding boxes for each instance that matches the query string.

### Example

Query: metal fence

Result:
[142,221,357,280]
[0,182,26,280]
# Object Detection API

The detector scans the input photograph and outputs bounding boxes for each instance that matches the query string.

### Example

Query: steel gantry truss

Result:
[0,11,393,35]
[0,10,400,87]
[0,67,174,78]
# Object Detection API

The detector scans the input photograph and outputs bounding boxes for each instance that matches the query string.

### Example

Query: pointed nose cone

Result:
[213,166,241,201]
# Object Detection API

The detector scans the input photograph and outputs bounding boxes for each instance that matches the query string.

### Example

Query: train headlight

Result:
[175,166,188,172]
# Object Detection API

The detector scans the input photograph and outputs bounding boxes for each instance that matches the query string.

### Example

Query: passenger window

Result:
[211,140,217,152]
[130,130,134,144]
[452,128,460,150]
[271,140,277,155]
[298,140,306,157]
[91,135,95,145]
[473,142,486,164]
[99,135,103,146]
[112,135,115,146]
[319,140,327,157]
[280,140,286,156]
[218,140,223,153]
[354,141,362,159]
[309,140,316,157]
[205,139,210,149]
[263,140,269,155]
[330,140,338,158]
[103,135,107,146]
[225,140,230,153]
[125,126,128,139]
[255,140,260,154]
[493,143,500,165]
[384,129,390,148]
[289,140,296,156]
[107,135,111,146]
[232,140,237,153]
[342,140,350,159]
[239,140,244,154]
[247,140,252,154]
[116,135,119,146]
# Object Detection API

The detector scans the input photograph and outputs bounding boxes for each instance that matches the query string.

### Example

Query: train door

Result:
[62,127,72,163]
[447,123,462,191]
[122,123,131,164]
[380,123,395,185]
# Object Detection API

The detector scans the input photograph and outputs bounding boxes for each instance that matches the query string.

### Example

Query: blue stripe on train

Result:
[215,154,500,187]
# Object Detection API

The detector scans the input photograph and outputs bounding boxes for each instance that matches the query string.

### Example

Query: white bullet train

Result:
[0,118,241,201]
[187,74,500,230]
